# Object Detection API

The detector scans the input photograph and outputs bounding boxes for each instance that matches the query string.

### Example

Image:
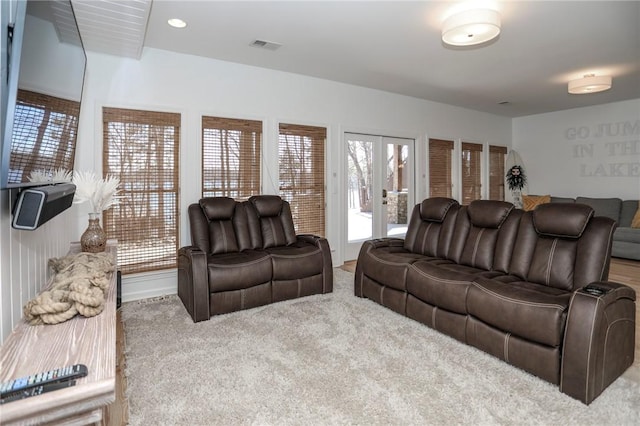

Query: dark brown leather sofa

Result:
[178,195,333,322]
[355,197,636,404]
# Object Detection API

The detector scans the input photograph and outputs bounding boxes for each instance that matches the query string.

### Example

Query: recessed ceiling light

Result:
[167,18,187,29]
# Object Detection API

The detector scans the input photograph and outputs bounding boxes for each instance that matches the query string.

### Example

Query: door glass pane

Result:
[347,139,373,242]
[386,143,409,237]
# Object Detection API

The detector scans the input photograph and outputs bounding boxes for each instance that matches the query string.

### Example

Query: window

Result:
[428,138,454,198]
[202,116,262,199]
[461,142,483,205]
[489,145,508,201]
[9,89,80,182]
[278,123,326,236]
[103,107,180,274]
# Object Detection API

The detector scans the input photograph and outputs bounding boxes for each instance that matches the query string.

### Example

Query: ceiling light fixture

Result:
[568,74,612,94]
[442,8,501,47]
[167,18,187,29]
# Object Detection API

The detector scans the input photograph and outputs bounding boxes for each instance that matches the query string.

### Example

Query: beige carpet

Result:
[122,269,640,425]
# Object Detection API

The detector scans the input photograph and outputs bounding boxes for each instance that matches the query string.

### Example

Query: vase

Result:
[81,212,107,253]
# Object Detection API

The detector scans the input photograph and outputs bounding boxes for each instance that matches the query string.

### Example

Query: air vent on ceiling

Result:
[250,39,282,51]
[498,101,510,105]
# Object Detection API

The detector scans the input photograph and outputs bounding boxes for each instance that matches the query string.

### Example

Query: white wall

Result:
[512,99,640,199]
[0,190,76,342]
[74,47,512,302]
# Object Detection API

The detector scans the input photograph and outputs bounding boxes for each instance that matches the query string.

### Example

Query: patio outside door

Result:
[344,133,414,261]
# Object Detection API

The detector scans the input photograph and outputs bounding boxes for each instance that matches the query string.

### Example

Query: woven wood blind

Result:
[202,116,262,200]
[429,139,454,198]
[102,107,181,275]
[461,142,483,205]
[489,145,508,201]
[8,89,80,183]
[278,123,326,237]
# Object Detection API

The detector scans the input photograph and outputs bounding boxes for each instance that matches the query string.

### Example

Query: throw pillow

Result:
[632,202,640,228]
[522,194,551,211]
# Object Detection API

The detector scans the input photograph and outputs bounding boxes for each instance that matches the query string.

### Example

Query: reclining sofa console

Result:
[178,195,333,322]
[355,197,636,405]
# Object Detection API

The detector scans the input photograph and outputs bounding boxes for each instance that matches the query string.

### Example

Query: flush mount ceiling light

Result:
[568,74,612,94]
[167,18,187,29]
[442,8,501,46]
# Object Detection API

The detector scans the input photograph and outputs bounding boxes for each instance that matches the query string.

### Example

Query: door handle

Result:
[382,189,387,198]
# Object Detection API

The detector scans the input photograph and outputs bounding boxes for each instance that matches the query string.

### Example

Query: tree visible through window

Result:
[8,89,79,183]
[278,123,326,236]
[429,139,454,198]
[102,107,180,274]
[461,142,483,205]
[489,145,508,200]
[202,116,261,199]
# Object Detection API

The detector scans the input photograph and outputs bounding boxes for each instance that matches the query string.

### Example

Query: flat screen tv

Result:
[1,0,86,190]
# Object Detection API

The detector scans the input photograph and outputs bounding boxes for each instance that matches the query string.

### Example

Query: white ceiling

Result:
[69,0,640,117]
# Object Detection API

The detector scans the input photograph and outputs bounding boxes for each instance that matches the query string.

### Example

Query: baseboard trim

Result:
[121,269,177,303]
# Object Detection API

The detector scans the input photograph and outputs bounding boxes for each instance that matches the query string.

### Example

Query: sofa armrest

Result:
[353,238,405,297]
[560,281,636,404]
[297,234,334,293]
[177,246,210,322]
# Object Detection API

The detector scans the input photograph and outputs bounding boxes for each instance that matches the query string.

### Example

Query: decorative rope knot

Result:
[23,251,115,325]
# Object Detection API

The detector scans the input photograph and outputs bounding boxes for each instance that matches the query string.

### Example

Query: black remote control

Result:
[1,379,77,404]
[0,364,87,398]
[582,284,611,296]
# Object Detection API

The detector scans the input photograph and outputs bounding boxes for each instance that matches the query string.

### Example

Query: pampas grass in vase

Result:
[73,171,120,253]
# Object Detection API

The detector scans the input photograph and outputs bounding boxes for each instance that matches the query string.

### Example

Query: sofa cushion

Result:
[200,197,237,220]
[420,197,459,222]
[522,194,550,211]
[207,250,272,292]
[575,197,622,222]
[360,247,443,291]
[467,200,513,228]
[533,203,593,238]
[614,227,640,244]
[403,198,459,257]
[619,200,639,227]
[632,204,640,228]
[407,261,501,314]
[248,196,298,248]
[265,241,324,280]
[468,276,572,347]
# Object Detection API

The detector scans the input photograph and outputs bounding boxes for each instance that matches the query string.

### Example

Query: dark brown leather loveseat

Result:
[178,195,333,322]
[355,197,636,404]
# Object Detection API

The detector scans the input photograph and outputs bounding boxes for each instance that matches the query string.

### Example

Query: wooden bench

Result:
[0,241,117,425]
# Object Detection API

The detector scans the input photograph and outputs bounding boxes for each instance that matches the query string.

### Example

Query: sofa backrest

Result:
[508,203,616,291]
[246,195,297,248]
[619,200,639,227]
[189,197,253,254]
[403,197,459,257]
[446,200,520,272]
[575,197,622,223]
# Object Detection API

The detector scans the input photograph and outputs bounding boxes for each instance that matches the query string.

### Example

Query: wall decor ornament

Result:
[72,171,120,253]
[506,164,527,209]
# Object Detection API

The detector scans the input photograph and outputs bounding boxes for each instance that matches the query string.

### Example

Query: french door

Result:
[344,133,414,261]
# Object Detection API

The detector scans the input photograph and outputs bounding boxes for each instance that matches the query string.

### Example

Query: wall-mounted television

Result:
[1,0,86,190]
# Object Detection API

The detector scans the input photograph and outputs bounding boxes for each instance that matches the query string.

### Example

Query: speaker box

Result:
[12,183,76,230]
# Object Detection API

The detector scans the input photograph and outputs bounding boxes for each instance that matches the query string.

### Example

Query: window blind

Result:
[461,142,483,205]
[9,89,80,182]
[489,145,508,201]
[102,107,181,275]
[429,139,454,198]
[202,116,262,200]
[278,123,326,237]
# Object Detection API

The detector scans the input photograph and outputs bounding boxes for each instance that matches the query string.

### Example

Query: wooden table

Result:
[0,241,117,425]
